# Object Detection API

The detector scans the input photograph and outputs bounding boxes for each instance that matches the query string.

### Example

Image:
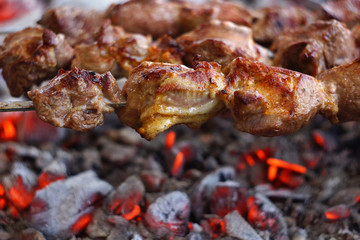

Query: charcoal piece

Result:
[254,193,289,240]
[81,148,102,172]
[328,188,360,206]
[101,142,137,165]
[28,171,113,240]
[144,191,190,238]
[140,170,166,192]
[108,223,143,240]
[106,127,145,145]
[86,208,113,239]
[21,228,46,240]
[209,181,247,217]
[189,167,236,221]
[106,175,145,215]
[3,162,37,210]
[224,211,262,240]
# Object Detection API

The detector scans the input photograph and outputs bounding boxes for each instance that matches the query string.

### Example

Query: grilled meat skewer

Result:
[3,57,353,140]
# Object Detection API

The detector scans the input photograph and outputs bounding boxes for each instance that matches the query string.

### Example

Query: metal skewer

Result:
[0,100,127,112]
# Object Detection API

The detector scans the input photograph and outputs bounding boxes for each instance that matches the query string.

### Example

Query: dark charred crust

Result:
[235,91,261,105]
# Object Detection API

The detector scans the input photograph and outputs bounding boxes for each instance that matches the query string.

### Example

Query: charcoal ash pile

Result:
[0,112,359,239]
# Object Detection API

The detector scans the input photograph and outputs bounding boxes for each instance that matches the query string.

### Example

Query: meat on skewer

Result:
[176,20,272,68]
[271,20,358,76]
[27,67,124,131]
[0,26,74,97]
[22,56,360,140]
[38,6,105,46]
[117,60,227,140]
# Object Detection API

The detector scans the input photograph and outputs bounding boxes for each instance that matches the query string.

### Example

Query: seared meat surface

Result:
[117,61,226,140]
[252,5,315,45]
[180,0,259,33]
[320,0,360,28]
[318,58,360,123]
[38,6,104,46]
[106,0,183,38]
[72,20,151,78]
[0,26,74,97]
[28,68,123,131]
[218,57,337,136]
[177,20,271,68]
[272,20,358,76]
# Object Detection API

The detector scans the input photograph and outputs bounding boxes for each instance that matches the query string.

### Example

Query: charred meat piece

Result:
[272,20,358,76]
[317,58,360,124]
[352,24,360,47]
[28,68,123,131]
[252,5,315,45]
[117,61,227,140]
[38,6,104,46]
[0,26,74,97]
[320,0,360,28]
[106,0,183,38]
[218,57,337,137]
[146,35,184,64]
[177,20,271,68]
[71,20,152,78]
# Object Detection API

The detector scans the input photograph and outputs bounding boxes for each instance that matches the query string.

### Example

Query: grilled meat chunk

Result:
[252,5,315,45]
[177,20,271,68]
[28,68,123,131]
[317,58,360,123]
[218,57,337,136]
[117,61,226,140]
[180,0,259,33]
[38,6,104,46]
[72,20,151,78]
[272,20,358,76]
[0,26,74,97]
[320,0,360,28]
[106,0,182,38]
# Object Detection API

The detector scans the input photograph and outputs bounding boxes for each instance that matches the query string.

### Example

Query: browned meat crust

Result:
[176,20,271,68]
[71,20,151,78]
[28,68,123,131]
[0,26,74,97]
[252,5,315,45]
[106,0,183,38]
[116,60,227,140]
[272,20,358,76]
[317,58,360,124]
[38,6,105,46]
[320,0,360,28]
[218,57,337,136]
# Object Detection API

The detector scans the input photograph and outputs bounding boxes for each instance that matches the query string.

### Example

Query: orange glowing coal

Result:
[312,131,326,148]
[7,176,34,210]
[267,165,278,182]
[122,204,141,220]
[324,205,350,221]
[37,172,65,190]
[165,131,176,149]
[267,158,307,174]
[243,154,255,167]
[71,213,93,234]
[0,119,16,141]
[171,151,185,177]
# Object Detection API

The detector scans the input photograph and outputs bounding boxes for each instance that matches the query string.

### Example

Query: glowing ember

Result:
[37,172,66,190]
[121,203,141,220]
[8,203,20,218]
[206,217,225,239]
[165,131,176,149]
[312,131,326,148]
[6,176,34,210]
[0,184,5,196]
[267,165,278,182]
[255,150,265,161]
[71,213,93,234]
[277,170,304,188]
[243,154,256,166]
[355,195,360,204]
[0,119,16,141]
[267,158,307,174]
[171,151,185,177]
[0,198,6,210]
[324,204,350,221]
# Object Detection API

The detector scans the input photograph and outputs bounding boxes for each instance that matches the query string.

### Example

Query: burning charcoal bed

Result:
[1,0,360,240]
